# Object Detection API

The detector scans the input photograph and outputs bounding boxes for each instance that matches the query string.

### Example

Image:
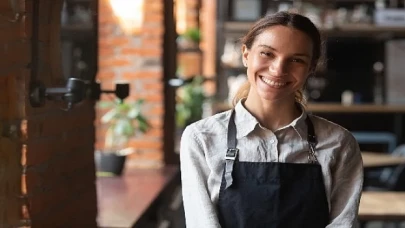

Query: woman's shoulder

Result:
[309,114,357,145]
[309,114,362,168]
[184,109,232,137]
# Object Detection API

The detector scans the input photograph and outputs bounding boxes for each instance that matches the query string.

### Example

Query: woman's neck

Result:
[244,95,301,131]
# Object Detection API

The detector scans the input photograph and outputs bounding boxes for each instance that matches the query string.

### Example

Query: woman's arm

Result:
[327,134,364,228]
[180,125,221,228]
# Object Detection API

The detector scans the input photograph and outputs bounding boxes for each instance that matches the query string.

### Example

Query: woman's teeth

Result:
[261,77,287,88]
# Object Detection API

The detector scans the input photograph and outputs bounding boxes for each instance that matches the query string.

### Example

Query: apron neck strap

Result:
[305,116,317,147]
[227,110,237,149]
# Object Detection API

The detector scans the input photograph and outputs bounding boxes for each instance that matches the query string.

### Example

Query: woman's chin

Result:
[255,90,296,104]
[254,86,287,101]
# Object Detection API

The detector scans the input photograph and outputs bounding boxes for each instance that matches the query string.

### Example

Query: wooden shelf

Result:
[332,0,376,2]
[223,21,405,37]
[307,103,405,113]
[212,102,405,114]
[178,47,202,53]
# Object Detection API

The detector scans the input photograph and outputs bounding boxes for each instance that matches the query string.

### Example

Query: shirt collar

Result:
[234,100,259,139]
[289,103,308,141]
[233,100,308,140]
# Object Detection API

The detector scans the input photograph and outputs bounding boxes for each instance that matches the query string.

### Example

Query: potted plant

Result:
[177,27,201,50]
[176,75,206,129]
[95,99,150,176]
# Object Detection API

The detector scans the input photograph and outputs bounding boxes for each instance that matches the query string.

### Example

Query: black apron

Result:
[217,110,329,228]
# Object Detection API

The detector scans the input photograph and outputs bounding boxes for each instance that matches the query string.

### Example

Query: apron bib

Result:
[217,110,329,228]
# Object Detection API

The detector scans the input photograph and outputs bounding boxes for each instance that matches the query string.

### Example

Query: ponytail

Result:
[232,81,250,107]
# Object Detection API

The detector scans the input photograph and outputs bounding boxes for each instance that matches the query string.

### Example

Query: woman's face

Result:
[242,25,313,103]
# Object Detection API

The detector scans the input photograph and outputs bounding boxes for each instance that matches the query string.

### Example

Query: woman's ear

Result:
[242,44,249,67]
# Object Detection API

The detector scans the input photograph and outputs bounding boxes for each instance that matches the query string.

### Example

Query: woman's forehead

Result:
[252,25,313,56]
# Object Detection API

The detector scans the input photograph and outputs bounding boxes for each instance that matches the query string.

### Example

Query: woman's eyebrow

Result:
[258,44,275,50]
[257,44,310,58]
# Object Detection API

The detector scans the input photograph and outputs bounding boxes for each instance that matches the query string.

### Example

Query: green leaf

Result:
[114,119,134,136]
[183,28,201,43]
[97,101,115,109]
[127,106,141,118]
[175,75,207,128]
[101,109,118,123]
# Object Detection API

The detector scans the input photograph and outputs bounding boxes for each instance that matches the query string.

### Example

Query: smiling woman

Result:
[180,11,363,228]
[234,13,323,109]
[242,25,313,108]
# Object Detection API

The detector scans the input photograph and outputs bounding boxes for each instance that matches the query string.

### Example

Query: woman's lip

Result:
[260,77,289,88]
[259,75,288,83]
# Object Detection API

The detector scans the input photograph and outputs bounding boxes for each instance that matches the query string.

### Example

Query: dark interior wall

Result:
[316,38,385,103]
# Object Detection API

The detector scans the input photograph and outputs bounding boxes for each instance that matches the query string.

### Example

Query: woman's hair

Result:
[233,11,324,106]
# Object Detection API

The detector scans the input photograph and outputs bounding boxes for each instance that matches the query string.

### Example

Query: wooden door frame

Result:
[163,0,179,165]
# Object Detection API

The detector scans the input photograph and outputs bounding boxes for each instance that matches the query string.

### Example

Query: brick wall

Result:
[0,0,98,227]
[96,0,165,168]
[96,0,216,168]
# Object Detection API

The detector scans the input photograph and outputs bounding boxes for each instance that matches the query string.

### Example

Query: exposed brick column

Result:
[200,0,217,96]
[176,0,217,96]
[97,0,165,168]
[176,0,201,79]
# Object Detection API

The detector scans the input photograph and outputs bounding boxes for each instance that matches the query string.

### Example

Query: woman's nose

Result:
[269,59,286,77]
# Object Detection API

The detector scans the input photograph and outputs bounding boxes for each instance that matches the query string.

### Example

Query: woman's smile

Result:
[259,76,289,89]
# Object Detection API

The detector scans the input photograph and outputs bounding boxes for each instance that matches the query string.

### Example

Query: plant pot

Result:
[94,151,127,176]
[176,36,199,50]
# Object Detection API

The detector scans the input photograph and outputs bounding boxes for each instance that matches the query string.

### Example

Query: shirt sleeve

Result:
[180,125,221,228]
[326,134,364,228]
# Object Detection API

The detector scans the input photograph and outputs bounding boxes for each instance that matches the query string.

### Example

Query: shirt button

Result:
[270,139,275,144]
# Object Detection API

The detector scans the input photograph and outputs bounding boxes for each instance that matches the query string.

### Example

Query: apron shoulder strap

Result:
[305,115,319,164]
[224,110,238,189]
[227,109,237,149]
[305,115,317,146]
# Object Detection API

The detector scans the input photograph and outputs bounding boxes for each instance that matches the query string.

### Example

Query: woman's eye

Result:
[260,52,273,57]
[291,58,304,63]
